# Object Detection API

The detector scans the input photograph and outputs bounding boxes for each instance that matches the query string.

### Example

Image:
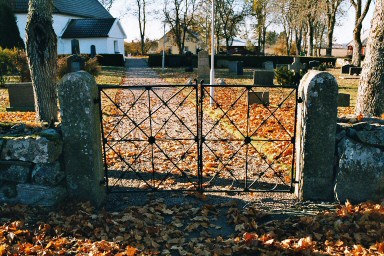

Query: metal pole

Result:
[209,0,215,106]
[162,22,166,73]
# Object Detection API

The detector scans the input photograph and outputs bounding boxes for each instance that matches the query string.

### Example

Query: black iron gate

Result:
[98,81,298,193]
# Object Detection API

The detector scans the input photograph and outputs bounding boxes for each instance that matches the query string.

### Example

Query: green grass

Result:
[96,66,127,85]
[327,68,360,107]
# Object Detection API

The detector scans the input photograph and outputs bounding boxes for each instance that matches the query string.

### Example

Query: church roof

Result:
[10,0,113,19]
[61,18,116,38]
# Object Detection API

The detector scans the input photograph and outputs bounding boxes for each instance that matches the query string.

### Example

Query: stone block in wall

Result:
[335,138,384,203]
[17,184,67,207]
[356,128,384,147]
[0,129,62,163]
[0,161,32,183]
[0,182,17,203]
[32,162,65,186]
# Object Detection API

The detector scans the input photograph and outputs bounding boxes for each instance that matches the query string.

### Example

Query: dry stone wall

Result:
[334,117,384,203]
[0,129,67,207]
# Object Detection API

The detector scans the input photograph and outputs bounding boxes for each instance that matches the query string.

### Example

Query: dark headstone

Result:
[341,64,355,74]
[253,70,274,85]
[184,51,193,72]
[248,91,270,105]
[198,51,209,81]
[338,93,351,107]
[6,82,35,112]
[71,39,80,55]
[90,45,96,58]
[349,67,362,75]
[228,61,243,75]
[309,60,320,69]
[66,55,85,72]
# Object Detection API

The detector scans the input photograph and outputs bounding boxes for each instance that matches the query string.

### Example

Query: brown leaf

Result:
[0,245,6,256]
[126,245,138,256]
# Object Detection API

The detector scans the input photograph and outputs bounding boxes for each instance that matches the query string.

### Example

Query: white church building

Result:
[10,0,127,55]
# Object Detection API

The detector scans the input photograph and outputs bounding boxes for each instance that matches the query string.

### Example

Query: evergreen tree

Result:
[0,1,25,49]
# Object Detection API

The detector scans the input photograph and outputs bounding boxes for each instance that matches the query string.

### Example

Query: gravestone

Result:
[198,50,210,81]
[289,57,304,74]
[253,70,274,86]
[58,71,106,206]
[309,60,320,69]
[349,67,362,75]
[6,83,35,112]
[67,55,85,72]
[295,71,338,201]
[228,61,243,75]
[289,57,304,84]
[90,45,96,58]
[71,39,80,55]
[341,64,355,74]
[248,91,270,105]
[262,61,274,70]
[184,51,193,72]
[338,93,350,107]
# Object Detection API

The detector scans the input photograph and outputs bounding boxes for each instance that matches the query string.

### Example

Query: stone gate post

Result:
[58,71,105,206]
[295,71,338,201]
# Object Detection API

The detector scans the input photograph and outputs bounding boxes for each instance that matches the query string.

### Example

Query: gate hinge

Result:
[297,97,303,103]
[100,178,106,185]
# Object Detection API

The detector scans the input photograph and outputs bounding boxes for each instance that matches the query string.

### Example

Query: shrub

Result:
[275,66,295,85]
[0,47,30,86]
[15,51,30,82]
[57,55,101,79]
[84,57,101,77]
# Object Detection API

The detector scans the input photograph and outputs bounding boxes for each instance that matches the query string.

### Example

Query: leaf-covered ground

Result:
[0,199,383,255]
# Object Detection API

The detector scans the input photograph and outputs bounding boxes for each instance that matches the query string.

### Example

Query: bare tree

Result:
[26,0,58,124]
[216,0,247,51]
[324,0,345,56]
[98,0,115,11]
[164,0,198,54]
[252,0,273,54]
[350,0,372,66]
[132,0,148,55]
[355,0,384,116]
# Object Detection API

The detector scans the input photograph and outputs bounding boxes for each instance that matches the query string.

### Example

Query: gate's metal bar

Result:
[98,88,110,191]
[198,81,204,191]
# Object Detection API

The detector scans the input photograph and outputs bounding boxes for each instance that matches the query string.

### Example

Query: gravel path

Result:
[104,58,304,215]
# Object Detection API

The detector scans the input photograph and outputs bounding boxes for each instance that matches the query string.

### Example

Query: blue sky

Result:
[111,1,374,44]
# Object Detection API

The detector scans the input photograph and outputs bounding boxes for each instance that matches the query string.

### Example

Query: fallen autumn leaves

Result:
[0,199,383,255]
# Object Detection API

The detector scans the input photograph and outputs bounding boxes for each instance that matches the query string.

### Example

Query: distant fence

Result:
[148,54,337,68]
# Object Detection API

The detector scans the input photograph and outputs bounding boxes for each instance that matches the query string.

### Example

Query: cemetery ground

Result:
[0,65,383,255]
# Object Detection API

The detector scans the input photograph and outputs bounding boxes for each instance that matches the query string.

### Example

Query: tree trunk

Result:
[295,28,302,55]
[355,0,384,116]
[26,0,58,124]
[307,20,314,56]
[352,25,363,66]
[326,28,334,56]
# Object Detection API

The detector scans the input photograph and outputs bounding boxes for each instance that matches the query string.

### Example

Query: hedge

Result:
[58,54,125,67]
[148,54,337,68]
